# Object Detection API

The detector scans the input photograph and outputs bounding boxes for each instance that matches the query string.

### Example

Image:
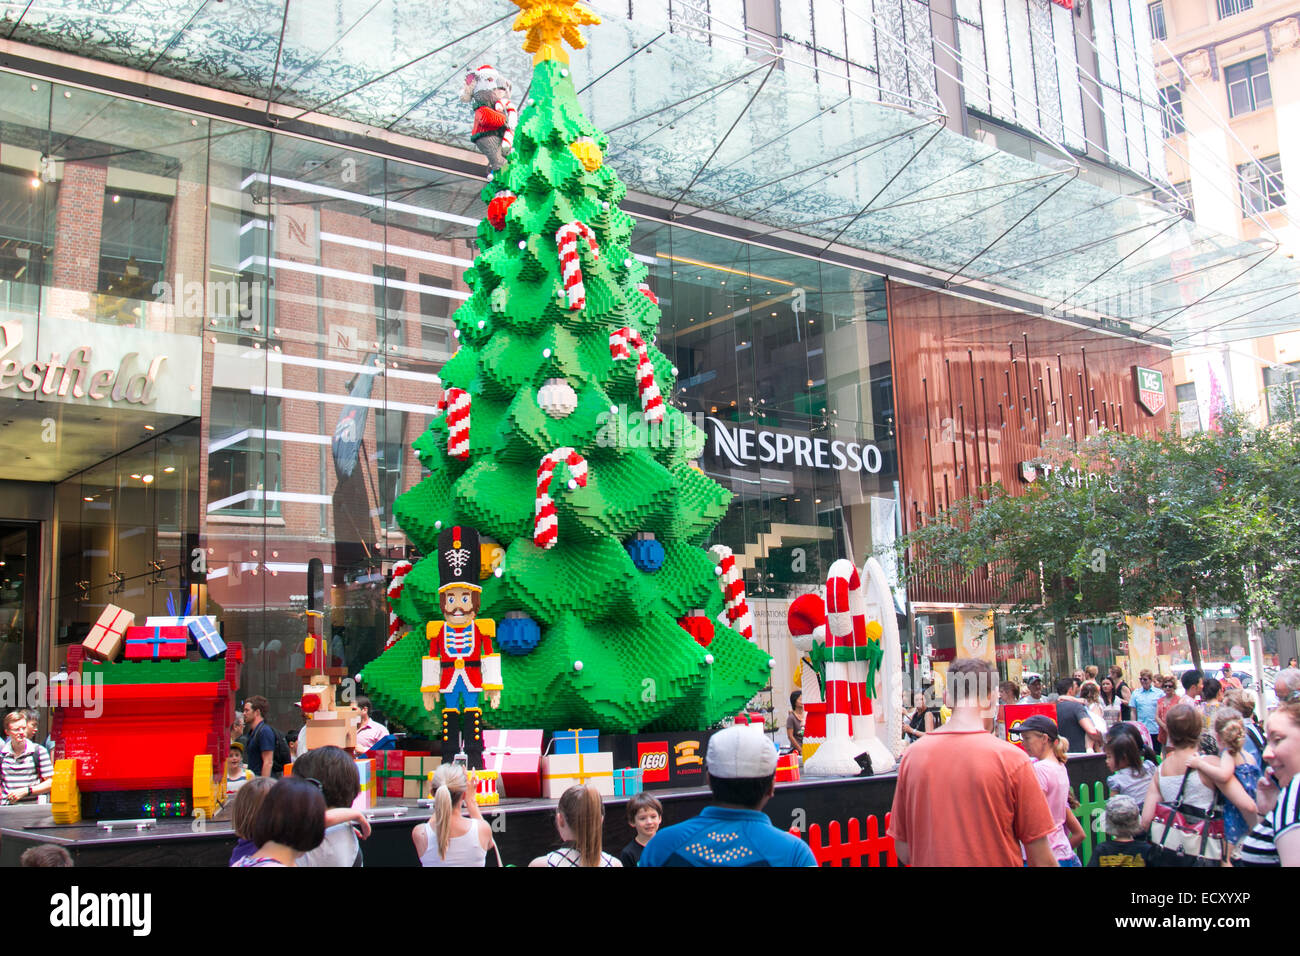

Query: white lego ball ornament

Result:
[573,660,583,672]
[537,377,578,418]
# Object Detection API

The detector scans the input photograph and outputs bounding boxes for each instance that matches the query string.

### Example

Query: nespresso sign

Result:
[0,316,200,415]
[708,417,885,473]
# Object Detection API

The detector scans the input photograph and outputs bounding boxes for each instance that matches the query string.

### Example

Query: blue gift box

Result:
[613,767,643,797]
[552,729,599,755]
[187,617,226,660]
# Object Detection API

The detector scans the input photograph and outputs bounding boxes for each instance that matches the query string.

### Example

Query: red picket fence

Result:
[790,813,900,867]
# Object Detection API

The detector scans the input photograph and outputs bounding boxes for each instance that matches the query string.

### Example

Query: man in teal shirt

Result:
[639,726,816,867]
[1130,670,1163,753]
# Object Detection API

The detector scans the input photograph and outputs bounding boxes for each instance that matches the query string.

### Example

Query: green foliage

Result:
[897,412,1300,670]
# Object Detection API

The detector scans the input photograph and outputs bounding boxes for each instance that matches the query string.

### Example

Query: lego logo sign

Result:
[637,742,669,783]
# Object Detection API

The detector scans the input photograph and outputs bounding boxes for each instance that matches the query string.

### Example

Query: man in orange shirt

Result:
[889,658,1058,867]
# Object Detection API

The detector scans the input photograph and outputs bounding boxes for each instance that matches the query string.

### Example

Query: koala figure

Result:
[461,64,517,172]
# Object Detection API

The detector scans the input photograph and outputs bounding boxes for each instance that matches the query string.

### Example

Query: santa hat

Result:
[787,592,826,653]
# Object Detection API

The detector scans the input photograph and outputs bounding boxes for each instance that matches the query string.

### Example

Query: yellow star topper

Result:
[511,0,601,64]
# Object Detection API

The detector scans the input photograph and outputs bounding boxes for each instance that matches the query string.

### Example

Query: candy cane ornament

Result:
[384,559,414,650]
[636,283,658,305]
[534,447,589,549]
[709,545,754,641]
[803,559,870,777]
[436,388,471,460]
[608,326,664,424]
[556,221,600,311]
[496,94,518,157]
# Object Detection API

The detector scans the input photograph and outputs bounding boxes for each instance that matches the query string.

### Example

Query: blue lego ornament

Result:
[498,612,542,656]
[626,532,665,572]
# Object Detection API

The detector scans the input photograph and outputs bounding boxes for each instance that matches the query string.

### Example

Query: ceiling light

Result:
[142,474,154,483]
[83,497,93,502]
[143,424,155,431]
[29,177,39,189]
[111,194,120,203]
[129,474,140,480]
[163,466,175,473]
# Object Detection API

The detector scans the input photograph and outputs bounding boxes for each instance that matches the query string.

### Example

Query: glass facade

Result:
[0,70,896,728]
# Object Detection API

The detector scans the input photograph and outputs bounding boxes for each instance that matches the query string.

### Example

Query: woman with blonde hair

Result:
[412,764,494,866]
[530,784,622,867]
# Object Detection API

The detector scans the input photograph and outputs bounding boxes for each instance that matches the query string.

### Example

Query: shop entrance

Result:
[0,521,40,677]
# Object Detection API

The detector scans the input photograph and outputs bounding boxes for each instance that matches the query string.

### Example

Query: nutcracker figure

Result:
[422,526,501,769]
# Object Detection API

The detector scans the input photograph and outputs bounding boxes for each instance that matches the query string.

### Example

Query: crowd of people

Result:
[9,657,1299,868]
[215,725,814,868]
[889,658,1300,867]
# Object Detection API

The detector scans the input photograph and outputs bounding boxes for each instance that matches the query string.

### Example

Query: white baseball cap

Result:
[706,725,778,779]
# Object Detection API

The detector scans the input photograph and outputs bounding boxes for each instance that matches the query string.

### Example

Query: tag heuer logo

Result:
[1020,461,1038,482]
[1135,366,1166,415]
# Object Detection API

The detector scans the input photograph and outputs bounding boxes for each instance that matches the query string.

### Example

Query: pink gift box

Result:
[483,729,542,799]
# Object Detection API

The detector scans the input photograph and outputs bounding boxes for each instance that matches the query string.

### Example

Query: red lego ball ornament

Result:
[300,692,321,715]
[487,191,516,230]
[678,612,715,648]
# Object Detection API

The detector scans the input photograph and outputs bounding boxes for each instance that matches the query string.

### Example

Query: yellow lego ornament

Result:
[511,0,600,63]
[570,137,603,171]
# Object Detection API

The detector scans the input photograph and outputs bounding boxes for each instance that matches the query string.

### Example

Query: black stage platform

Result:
[0,755,1107,866]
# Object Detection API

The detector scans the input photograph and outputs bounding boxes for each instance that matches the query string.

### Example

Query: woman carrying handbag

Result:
[1140,704,1256,866]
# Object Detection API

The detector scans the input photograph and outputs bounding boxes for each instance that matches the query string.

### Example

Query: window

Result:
[1238,155,1285,216]
[208,388,282,516]
[373,264,405,347]
[375,410,408,518]
[1159,86,1185,137]
[1149,2,1167,40]
[1217,0,1252,18]
[418,273,455,358]
[1263,362,1300,424]
[0,166,56,313]
[1225,56,1271,117]
[98,188,171,304]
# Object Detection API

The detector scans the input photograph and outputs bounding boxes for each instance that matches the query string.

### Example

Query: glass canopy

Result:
[3,0,1294,347]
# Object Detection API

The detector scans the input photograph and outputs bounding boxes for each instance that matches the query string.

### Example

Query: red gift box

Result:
[734,711,764,726]
[483,729,543,799]
[372,749,407,798]
[123,625,188,661]
[803,702,827,739]
[775,752,800,782]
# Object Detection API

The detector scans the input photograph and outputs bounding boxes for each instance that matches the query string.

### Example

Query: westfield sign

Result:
[0,320,167,405]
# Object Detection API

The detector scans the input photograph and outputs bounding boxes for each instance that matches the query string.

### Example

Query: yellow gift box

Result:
[540,752,614,798]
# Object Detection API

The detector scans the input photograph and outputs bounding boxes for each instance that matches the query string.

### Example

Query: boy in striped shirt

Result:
[1,711,52,803]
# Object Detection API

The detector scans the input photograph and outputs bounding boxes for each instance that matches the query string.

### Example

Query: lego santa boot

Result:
[463,707,485,771]
[441,708,461,766]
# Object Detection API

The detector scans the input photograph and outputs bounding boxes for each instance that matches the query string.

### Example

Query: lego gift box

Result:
[483,729,543,799]
[541,752,614,798]
[733,711,765,732]
[123,625,188,661]
[402,755,440,799]
[613,767,643,797]
[83,604,134,661]
[551,729,599,754]
[374,749,421,799]
[187,617,226,660]
[353,758,376,810]
[775,753,800,783]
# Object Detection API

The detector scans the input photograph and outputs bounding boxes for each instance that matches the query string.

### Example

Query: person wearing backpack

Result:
[1,711,52,803]
[242,696,288,777]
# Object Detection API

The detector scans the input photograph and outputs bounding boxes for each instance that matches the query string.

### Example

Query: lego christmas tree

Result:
[362,0,772,734]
